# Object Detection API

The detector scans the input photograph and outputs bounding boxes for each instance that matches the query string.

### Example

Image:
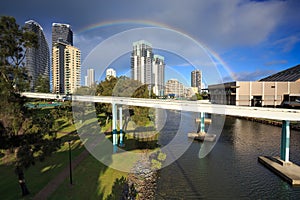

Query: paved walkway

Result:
[33,149,89,200]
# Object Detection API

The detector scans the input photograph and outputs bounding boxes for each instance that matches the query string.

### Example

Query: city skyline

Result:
[1,1,300,86]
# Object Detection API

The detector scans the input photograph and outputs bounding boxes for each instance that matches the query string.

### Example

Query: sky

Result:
[1,0,300,87]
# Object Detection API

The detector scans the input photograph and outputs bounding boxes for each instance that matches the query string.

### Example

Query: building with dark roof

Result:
[208,64,300,107]
[260,64,300,82]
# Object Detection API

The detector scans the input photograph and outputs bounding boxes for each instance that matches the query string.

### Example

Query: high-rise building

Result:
[131,40,153,86]
[52,41,81,94]
[106,68,116,80]
[165,79,185,98]
[52,23,73,46]
[85,68,95,87]
[191,69,202,93]
[24,20,50,92]
[152,55,165,96]
[131,40,165,96]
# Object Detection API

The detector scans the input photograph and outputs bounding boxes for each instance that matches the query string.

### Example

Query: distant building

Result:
[185,87,198,98]
[131,40,153,86]
[106,68,116,80]
[24,20,50,92]
[152,55,165,96]
[208,65,300,107]
[52,23,73,46]
[165,79,185,98]
[191,69,202,93]
[52,41,81,94]
[85,68,95,87]
[131,40,165,96]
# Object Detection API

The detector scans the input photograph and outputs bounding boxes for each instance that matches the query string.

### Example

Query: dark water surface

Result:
[155,110,300,199]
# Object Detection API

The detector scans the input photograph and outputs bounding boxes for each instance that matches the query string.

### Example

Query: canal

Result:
[155,110,300,199]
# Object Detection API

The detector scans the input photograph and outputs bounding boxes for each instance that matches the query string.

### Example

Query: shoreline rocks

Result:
[124,152,158,200]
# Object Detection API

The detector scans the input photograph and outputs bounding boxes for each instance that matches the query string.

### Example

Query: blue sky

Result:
[1,0,300,87]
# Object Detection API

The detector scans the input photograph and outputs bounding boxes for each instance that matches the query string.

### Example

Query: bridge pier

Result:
[119,106,124,147]
[258,119,300,186]
[112,103,118,147]
[200,112,205,133]
[280,120,290,162]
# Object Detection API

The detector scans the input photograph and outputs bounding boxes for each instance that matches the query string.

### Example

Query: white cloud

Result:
[223,69,276,82]
[264,59,288,66]
[273,35,300,53]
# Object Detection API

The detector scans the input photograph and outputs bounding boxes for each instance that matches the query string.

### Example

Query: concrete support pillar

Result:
[112,103,118,146]
[280,120,290,162]
[119,106,124,146]
[200,112,205,133]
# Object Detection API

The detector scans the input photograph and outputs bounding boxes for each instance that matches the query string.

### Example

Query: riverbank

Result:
[233,116,300,131]
[124,151,158,200]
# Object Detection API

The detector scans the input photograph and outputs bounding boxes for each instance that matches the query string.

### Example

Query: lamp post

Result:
[68,141,73,185]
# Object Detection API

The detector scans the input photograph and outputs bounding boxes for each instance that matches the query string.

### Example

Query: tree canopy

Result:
[0,16,60,196]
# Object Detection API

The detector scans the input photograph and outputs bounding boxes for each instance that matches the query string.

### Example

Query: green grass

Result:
[0,137,84,200]
[49,153,128,200]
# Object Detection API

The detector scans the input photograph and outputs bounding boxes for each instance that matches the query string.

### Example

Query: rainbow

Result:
[77,19,235,82]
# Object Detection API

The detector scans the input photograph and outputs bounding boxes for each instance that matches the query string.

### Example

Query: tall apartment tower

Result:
[52,23,80,94]
[131,40,153,86]
[152,55,165,96]
[24,20,50,92]
[85,68,95,87]
[52,41,81,94]
[52,23,73,45]
[191,69,202,93]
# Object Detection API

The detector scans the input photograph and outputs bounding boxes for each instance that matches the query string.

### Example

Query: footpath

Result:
[33,149,89,199]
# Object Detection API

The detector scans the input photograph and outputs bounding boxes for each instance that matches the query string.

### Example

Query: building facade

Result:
[131,40,165,96]
[85,68,95,87]
[131,40,153,86]
[191,69,202,93]
[52,41,81,94]
[152,55,165,96]
[52,23,73,46]
[208,81,300,107]
[165,79,185,98]
[106,68,116,80]
[25,20,50,92]
[208,65,300,107]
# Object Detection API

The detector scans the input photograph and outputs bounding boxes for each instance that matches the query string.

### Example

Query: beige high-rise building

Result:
[52,41,81,94]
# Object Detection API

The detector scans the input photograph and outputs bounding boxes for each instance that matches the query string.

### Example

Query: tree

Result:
[0,16,60,196]
[35,75,50,93]
[95,76,152,126]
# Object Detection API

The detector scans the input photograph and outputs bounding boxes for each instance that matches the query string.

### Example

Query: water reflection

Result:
[156,111,300,199]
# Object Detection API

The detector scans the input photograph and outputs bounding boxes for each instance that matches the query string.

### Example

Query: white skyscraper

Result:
[106,68,116,80]
[131,40,153,86]
[131,40,165,96]
[85,68,95,87]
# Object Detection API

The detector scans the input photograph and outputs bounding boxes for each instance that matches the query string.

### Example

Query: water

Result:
[155,110,300,199]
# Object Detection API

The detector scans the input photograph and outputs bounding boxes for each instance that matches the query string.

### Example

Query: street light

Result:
[68,141,73,185]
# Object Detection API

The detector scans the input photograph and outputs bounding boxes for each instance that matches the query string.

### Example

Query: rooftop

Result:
[260,64,300,82]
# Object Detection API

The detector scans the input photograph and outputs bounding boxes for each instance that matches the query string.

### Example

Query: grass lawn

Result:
[0,137,84,200]
[0,108,82,200]
[49,152,128,200]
